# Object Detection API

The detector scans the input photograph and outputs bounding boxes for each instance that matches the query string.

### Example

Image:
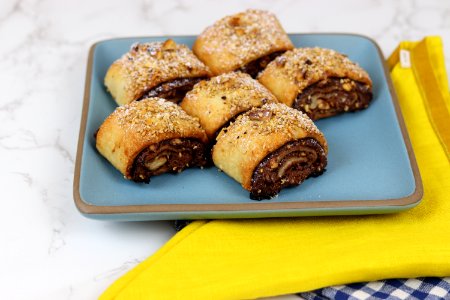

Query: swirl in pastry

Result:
[96,98,209,183]
[212,103,328,199]
[258,47,373,120]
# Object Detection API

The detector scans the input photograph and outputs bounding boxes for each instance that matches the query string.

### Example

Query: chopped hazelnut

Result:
[270,160,278,169]
[317,100,330,110]
[249,109,272,121]
[162,39,177,50]
[342,83,352,91]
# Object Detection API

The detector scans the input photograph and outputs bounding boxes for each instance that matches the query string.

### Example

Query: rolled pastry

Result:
[212,103,328,200]
[180,72,278,140]
[193,9,294,77]
[105,39,211,105]
[96,98,209,183]
[258,47,373,120]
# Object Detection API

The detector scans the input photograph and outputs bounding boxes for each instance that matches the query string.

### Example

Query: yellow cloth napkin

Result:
[101,37,450,300]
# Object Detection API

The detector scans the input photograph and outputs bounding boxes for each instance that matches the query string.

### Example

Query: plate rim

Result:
[73,33,423,216]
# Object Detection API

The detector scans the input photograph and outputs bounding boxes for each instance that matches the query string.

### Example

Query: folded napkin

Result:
[100,37,450,300]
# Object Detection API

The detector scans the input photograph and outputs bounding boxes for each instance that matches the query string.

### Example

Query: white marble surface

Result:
[1,0,449,299]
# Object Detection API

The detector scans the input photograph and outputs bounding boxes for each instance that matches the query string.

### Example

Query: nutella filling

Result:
[238,51,285,78]
[130,138,207,183]
[250,138,327,200]
[293,77,372,120]
[140,77,206,103]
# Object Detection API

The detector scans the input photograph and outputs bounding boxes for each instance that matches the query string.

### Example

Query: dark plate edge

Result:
[73,33,423,216]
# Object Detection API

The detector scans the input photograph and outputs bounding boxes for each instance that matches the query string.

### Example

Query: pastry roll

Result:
[96,98,209,183]
[212,103,328,200]
[258,47,373,120]
[105,39,211,105]
[193,9,294,77]
[180,72,278,140]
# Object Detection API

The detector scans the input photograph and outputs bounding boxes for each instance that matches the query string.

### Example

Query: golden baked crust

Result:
[96,97,208,178]
[193,9,294,75]
[258,47,372,106]
[104,39,212,106]
[212,103,327,190]
[180,72,278,139]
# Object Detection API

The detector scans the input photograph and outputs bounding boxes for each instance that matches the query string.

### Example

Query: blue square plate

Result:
[74,34,422,221]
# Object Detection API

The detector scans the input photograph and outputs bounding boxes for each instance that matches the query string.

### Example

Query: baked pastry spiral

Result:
[96,98,209,183]
[193,9,294,78]
[104,39,211,105]
[258,47,373,120]
[212,103,328,200]
[180,72,278,140]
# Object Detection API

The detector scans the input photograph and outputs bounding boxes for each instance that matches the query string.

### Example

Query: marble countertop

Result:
[1,0,449,299]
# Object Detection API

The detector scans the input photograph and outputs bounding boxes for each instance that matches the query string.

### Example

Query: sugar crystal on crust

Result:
[114,97,204,140]
[112,40,211,101]
[260,47,372,95]
[194,9,293,72]
[217,103,327,151]
[184,72,277,112]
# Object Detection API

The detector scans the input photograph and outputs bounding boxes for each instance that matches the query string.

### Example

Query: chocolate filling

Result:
[130,138,208,183]
[293,77,372,120]
[140,77,206,103]
[250,138,327,200]
[238,51,285,78]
